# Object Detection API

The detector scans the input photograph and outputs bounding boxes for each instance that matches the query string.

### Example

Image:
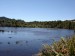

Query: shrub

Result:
[37,35,75,56]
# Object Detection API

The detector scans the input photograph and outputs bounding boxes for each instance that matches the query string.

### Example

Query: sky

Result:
[0,0,75,22]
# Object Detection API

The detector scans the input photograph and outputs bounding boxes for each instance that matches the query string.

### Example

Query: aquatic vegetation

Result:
[25,41,28,43]
[8,42,10,44]
[15,41,21,44]
[0,30,4,32]
[15,40,28,44]
[37,36,75,56]
[8,37,12,38]
[0,42,2,44]
[16,41,20,44]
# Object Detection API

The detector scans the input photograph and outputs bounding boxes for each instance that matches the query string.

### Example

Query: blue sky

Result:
[0,0,75,22]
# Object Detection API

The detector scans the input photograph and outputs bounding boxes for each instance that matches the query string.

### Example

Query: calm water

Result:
[0,27,74,56]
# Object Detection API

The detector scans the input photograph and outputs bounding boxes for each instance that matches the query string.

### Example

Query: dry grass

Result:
[37,35,75,56]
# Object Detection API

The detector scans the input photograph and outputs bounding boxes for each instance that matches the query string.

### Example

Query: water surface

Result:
[0,27,74,56]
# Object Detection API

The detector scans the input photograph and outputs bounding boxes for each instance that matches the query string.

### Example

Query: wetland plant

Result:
[37,36,75,56]
[16,41,20,44]
[0,42,2,44]
[8,42,10,44]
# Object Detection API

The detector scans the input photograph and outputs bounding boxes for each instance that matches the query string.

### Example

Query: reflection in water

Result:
[0,27,74,56]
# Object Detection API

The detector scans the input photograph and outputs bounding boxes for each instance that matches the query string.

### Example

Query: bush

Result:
[37,35,75,56]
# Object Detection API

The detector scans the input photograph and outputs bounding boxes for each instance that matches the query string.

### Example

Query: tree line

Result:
[0,17,75,29]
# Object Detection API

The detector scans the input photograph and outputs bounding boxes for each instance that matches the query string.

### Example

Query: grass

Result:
[36,35,75,56]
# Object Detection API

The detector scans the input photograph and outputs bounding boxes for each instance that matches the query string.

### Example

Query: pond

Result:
[0,27,74,56]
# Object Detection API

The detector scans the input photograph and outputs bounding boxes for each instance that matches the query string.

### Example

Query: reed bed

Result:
[37,35,75,56]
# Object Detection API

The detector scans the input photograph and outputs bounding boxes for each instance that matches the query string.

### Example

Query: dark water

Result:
[0,27,74,56]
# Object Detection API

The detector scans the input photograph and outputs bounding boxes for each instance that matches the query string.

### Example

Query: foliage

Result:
[0,17,26,27]
[0,17,75,30]
[37,36,75,56]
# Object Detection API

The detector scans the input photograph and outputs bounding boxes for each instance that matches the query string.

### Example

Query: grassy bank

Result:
[36,35,75,56]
